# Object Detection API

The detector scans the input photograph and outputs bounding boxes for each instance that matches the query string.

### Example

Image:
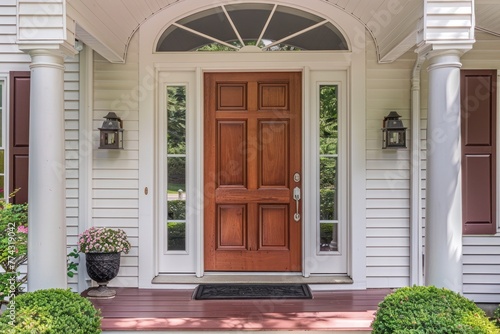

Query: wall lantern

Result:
[99,112,124,149]
[382,111,406,149]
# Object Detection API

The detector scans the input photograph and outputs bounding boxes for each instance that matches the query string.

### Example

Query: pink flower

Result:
[17,226,28,234]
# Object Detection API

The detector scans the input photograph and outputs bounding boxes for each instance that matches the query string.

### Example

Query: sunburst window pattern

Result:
[156,4,348,52]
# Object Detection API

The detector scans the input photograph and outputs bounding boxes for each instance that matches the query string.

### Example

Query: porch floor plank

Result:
[84,287,391,332]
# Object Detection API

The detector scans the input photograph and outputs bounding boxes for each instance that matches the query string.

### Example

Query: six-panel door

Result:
[204,72,302,271]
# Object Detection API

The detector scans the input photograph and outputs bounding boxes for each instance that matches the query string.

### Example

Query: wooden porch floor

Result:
[84,287,392,332]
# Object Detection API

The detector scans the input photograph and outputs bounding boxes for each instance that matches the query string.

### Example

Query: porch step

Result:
[152,274,353,285]
[88,288,387,333]
[103,331,369,333]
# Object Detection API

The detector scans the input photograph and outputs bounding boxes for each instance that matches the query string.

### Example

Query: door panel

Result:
[217,121,246,186]
[259,205,288,250]
[204,72,302,272]
[218,205,247,249]
[259,121,289,187]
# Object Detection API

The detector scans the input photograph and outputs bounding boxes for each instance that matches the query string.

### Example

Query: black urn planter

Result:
[85,252,121,298]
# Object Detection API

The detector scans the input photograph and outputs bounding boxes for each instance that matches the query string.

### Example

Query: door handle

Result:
[293,187,301,222]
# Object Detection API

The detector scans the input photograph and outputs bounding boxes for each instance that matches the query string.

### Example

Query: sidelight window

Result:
[318,85,339,252]
[165,86,187,251]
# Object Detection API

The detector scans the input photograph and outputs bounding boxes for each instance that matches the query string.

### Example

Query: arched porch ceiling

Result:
[67,0,500,64]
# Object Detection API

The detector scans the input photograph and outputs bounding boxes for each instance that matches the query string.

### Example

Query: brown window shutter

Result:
[9,71,30,204]
[461,70,497,235]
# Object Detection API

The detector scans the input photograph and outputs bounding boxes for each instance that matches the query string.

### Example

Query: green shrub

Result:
[494,304,500,328]
[372,286,499,334]
[167,200,186,220]
[319,188,335,220]
[0,201,28,305]
[167,222,186,250]
[0,288,101,333]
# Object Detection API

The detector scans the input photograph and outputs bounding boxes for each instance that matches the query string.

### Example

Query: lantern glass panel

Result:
[118,130,123,148]
[389,131,399,145]
[106,132,116,145]
[385,129,406,148]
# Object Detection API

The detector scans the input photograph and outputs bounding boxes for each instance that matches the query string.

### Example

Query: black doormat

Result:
[193,283,312,300]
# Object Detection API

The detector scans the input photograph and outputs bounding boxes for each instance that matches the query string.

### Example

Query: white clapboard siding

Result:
[92,33,139,287]
[0,0,30,67]
[420,31,500,303]
[365,32,413,288]
[64,54,80,292]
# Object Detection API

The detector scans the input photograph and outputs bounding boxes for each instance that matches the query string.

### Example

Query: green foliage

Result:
[0,202,28,272]
[167,200,186,250]
[167,222,186,251]
[0,288,101,333]
[494,305,500,328]
[195,40,303,51]
[319,85,338,155]
[319,85,338,222]
[0,272,24,306]
[197,43,238,51]
[166,86,187,192]
[167,86,186,155]
[167,200,186,220]
[67,248,79,278]
[0,201,28,305]
[372,286,499,334]
[319,223,333,242]
[319,188,335,220]
[167,157,185,186]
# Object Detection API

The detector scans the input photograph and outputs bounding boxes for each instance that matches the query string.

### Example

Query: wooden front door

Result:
[204,72,302,271]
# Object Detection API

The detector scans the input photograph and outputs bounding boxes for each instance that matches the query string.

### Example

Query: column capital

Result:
[28,49,66,71]
[426,50,463,72]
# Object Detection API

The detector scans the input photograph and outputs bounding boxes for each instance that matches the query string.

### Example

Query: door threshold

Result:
[152,274,353,285]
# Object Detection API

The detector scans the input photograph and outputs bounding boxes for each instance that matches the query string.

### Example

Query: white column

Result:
[424,50,463,292]
[27,50,67,291]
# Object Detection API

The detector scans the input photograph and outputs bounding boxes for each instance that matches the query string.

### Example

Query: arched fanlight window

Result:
[156,4,348,52]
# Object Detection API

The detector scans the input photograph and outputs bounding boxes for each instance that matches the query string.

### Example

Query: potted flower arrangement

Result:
[77,226,131,298]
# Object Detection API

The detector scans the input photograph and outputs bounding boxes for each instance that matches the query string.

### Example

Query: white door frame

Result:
[138,0,366,289]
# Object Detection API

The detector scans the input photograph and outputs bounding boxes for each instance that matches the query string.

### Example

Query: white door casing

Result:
[138,0,366,289]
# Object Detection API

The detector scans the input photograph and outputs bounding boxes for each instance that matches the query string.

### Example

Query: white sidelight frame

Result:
[304,70,348,276]
[138,0,366,289]
[157,71,198,273]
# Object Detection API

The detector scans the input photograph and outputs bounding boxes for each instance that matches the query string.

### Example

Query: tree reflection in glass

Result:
[166,86,187,251]
[319,85,338,252]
